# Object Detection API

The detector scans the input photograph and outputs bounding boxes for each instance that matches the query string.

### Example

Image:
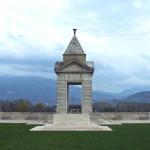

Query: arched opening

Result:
[67,83,82,113]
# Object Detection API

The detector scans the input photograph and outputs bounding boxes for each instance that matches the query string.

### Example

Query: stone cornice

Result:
[54,58,94,74]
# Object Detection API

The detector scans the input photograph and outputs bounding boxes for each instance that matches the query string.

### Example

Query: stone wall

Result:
[0,112,53,123]
[90,112,150,124]
[0,112,150,122]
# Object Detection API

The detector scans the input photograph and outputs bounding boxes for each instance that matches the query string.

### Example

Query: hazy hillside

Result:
[0,75,150,104]
[117,86,150,98]
[124,91,150,103]
[0,76,56,104]
[0,75,115,104]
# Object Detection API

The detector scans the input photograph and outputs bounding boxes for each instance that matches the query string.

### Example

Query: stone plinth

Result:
[30,114,112,131]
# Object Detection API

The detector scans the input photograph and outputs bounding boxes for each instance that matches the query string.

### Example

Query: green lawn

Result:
[0,123,150,150]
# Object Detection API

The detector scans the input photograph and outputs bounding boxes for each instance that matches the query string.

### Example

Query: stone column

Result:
[56,76,67,114]
[82,77,92,114]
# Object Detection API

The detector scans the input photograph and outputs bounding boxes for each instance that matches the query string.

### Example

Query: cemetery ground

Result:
[0,123,150,150]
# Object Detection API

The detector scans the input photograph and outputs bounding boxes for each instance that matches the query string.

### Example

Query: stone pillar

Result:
[82,77,92,113]
[56,76,67,114]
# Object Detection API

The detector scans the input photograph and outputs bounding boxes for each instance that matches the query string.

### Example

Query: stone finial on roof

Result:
[64,29,85,55]
[73,29,77,35]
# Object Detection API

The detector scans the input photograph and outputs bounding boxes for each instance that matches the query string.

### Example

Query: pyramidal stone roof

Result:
[64,29,85,55]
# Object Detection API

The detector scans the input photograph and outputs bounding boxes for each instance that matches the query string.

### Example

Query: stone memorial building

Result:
[30,29,112,131]
[54,29,94,114]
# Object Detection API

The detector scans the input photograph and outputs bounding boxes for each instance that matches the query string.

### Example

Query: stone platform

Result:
[30,114,112,131]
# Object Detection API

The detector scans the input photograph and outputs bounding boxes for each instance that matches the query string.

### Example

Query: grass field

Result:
[0,123,150,150]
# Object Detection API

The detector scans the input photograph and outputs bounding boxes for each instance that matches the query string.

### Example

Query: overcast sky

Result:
[0,0,150,93]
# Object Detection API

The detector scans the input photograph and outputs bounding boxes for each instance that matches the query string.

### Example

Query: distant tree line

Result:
[68,104,81,113]
[93,102,150,112]
[0,99,150,112]
[0,99,56,112]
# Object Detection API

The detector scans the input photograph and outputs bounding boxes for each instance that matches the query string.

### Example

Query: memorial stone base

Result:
[30,114,112,131]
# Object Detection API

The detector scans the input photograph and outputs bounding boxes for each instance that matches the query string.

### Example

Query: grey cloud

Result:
[0,32,63,77]
[0,31,64,67]
[8,33,25,42]
[93,61,140,92]
[95,62,128,80]
[0,56,57,76]
[13,64,51,73]
[0,56,55,67]
[139,54,150,61]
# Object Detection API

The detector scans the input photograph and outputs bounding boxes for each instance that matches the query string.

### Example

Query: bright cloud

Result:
[0,0,150,92]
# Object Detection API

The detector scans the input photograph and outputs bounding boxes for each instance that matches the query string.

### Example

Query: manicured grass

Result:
[0,123,150,150]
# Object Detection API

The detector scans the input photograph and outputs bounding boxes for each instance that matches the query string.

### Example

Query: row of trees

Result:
[93,102,150,112]
[0,99,150,112]
[0,99,56,112]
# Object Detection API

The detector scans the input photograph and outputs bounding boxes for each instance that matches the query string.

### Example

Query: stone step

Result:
[30,124,112,131]
[46,114,53,123]
[54,114,91,124]
[30,114,112,131]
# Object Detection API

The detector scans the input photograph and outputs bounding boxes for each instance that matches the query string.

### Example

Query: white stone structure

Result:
[54,29,94,114]
[30,29,112,131]
[30,114,112,131]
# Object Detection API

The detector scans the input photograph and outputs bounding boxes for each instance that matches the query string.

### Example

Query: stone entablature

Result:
[55,58,94,74]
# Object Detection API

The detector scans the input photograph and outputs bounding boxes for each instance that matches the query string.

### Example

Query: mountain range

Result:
[0,75,150,105]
